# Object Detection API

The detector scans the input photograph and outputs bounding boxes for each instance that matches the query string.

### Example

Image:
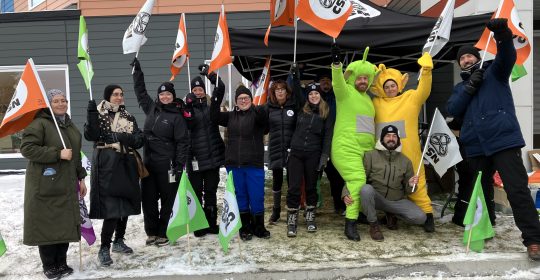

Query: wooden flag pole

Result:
[479,0,504,69]
[413,108,438,192]
[187,223,192,265]
[466,226,473,253]
[79,240,82,271]
[237,233,243,261]
[187,57,192,92]
[47,107,67,149]
[85,60,93,100]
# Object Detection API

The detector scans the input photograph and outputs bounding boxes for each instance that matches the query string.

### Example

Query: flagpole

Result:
[237,233,243,261]
[293,0,298,64]
[228,64,233,110]
[85,60,93,100]
[184,14,191,89]
[417,25,440,81]
[187,223,192,265]
[413,108,438,192]
[47,107,67,149]
[479,0,504,69]
[466,226,473,253]
[79,240,82,271]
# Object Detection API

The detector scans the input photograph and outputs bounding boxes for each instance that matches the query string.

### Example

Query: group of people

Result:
[20,17,540,280]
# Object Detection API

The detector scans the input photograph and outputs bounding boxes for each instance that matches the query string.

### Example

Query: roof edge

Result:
[0,9,81,24]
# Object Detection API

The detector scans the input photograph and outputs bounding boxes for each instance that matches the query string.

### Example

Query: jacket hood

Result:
[343,47,378,93]
[370,64,408,98]
[375,138,402,153]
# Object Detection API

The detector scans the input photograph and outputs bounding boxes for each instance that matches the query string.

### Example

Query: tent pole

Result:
[293,0,298,63]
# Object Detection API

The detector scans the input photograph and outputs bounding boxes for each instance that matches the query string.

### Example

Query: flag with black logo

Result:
[218,171,242,253]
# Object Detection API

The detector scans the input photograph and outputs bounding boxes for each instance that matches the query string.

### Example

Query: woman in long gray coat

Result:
[21,89,87,279]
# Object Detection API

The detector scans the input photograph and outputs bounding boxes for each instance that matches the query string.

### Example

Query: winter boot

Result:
[305,206,317,232]
[269,191,282,224]
[424,213,435,233]
[239,212,253,241]
[357,212,369,225]
[386,213,398,230]
[112,238,134,254]
[43,265,61,280]
[252,213,271,239]
[98,245,113,266]
[57,263,74,278]
[344,218,360,241]
[287,209,298,237]
[205,206,219,234]
[369,222,384,242]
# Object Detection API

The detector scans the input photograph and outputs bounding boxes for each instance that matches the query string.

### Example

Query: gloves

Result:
[317,154,329,171]
[417,52,433,71]
[87,99,97,113]
[103,132,132,146]
[331,43,341,65]
[130,57,141,72]
[207,72,218,85]
[290,63,301,80]
[486,18,512,41]
[199,64,210,76]
[464,68,485,96]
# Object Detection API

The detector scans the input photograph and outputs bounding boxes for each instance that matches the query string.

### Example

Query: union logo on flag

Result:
[170,13,190,81]
[296,0,354,38]
[208,5,232,74]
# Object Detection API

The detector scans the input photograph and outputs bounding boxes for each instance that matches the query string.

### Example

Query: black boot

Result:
[287,209,298,237]
[424,213,435,233]
[98,245,113,266]
[345,218,360,241]
[239,212,253,241]
[306,206,317,232]
[269,191,281,224]
[205,206,219,234]
[252,213,271,239]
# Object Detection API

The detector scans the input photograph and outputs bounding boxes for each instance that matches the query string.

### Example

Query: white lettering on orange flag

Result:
[170,13,190,81]
[208,5,232,74]
[296,0,353,38]
[0,59,48,138]
[253,56,271,105]
[264,0,295,46]
[474,0,530,65]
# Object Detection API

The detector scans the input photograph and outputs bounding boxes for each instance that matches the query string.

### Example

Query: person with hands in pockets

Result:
[131,58,189,247]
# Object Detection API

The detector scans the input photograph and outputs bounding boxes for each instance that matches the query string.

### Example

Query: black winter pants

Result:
[287,150,320,208]
[101,217,128,248]
[324,159,345,211]
[468,148,540,246]
[38,243,69,270]
[189,167,220,208]
[141,166,178,238]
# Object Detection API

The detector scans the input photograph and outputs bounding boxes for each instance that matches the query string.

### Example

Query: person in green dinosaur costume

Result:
[331,44,378,241]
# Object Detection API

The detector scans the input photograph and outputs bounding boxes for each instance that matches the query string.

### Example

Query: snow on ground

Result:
[1,170,540,279]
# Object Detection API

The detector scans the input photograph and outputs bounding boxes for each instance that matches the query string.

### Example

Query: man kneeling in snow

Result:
[342,125,426,241]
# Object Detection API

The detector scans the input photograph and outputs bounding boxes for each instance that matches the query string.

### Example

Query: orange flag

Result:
[296,0,353,38]
[0,58,48,138]
[264,0,295,46]
[253,56,271,105]
[170,13,190,81]
[208,5,232,74]
[474,0,530,65]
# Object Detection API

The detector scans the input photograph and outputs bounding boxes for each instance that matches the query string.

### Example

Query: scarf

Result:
[97,100,134,135]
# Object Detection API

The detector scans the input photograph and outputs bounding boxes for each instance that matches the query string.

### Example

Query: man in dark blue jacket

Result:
[447,18,540,260]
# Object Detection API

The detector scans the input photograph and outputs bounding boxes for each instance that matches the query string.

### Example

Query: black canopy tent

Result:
[229,2,492,81]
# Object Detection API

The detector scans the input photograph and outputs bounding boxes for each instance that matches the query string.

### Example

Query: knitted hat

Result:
[306,83,321,94]
[190,76,206,92]
[456,46,481,62]
[380,125,401,147]
[157,82,176,98]
[103,84,122,102]
[235,85,252,101]
[46,89,66,102]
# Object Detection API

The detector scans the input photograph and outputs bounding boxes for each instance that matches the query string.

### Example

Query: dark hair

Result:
[103,84,123,102]
[269,80,291,105]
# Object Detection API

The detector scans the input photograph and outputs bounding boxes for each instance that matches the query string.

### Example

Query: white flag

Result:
[422,0,454,56]
[122,0,155,54]
[424,108,462,177]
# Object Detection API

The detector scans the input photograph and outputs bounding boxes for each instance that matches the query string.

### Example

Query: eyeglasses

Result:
[275,88,286,92]
[237,96,251,102]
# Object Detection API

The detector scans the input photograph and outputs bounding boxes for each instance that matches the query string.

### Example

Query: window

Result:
[0,64,70,158]
[1,0,14,13]
[28,0,45,10]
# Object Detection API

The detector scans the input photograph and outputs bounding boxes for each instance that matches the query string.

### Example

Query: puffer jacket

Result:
[133,67,189,170]
[289,103,333,156]
[447,35,524,157]
[184,76,225,172]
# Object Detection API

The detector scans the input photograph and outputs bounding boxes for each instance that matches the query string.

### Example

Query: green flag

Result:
[463,172,495,252]
[511,64,527,82]
[166,170,208,243]
[0,231,6,257]
[81,151,91,175]
[77,15,94,90]
[218,171,242,253]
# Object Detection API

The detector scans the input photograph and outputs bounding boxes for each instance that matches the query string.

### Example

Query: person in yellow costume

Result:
[331,45,378,241]
[370,52,435,232]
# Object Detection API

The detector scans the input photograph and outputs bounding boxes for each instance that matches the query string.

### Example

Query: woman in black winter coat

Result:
[183,71,226,237]
[211,81,270,241]
[84,85,145,266]
[131,58,189,246]
[286,83,333,238]
[266,79,304,224]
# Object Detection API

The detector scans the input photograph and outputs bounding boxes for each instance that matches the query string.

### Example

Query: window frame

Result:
[28,0,45,10]
[0,64,71,159]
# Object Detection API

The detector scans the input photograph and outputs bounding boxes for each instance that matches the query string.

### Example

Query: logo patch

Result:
[287,110,294,117]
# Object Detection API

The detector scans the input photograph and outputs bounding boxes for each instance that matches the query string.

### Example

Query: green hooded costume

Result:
[331,48,378,220]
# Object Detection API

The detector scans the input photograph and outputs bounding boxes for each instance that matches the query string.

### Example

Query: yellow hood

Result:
[371,64,409,98]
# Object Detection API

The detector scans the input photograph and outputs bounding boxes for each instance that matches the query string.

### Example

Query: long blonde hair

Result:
[303,98,329,119]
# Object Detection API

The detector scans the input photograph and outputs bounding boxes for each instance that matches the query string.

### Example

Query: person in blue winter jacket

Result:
[447,18,540,261]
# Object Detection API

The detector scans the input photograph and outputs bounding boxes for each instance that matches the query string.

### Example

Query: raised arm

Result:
[414,52,433,104]
[487,18,516,82]
[131,58,155,115]
[84,99,100,142]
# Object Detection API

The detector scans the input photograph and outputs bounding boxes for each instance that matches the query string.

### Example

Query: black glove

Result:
[207,72,217,84]
[464,68,485,96]
[290,63,300,80]
[87,99,97,113]
[331,43,341,64]
[115,133,132,146]
[486,18,512,41]
[199,64,210,76]
[103,133,118,144]
[317,154,329,171]
[130,57,141,72]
